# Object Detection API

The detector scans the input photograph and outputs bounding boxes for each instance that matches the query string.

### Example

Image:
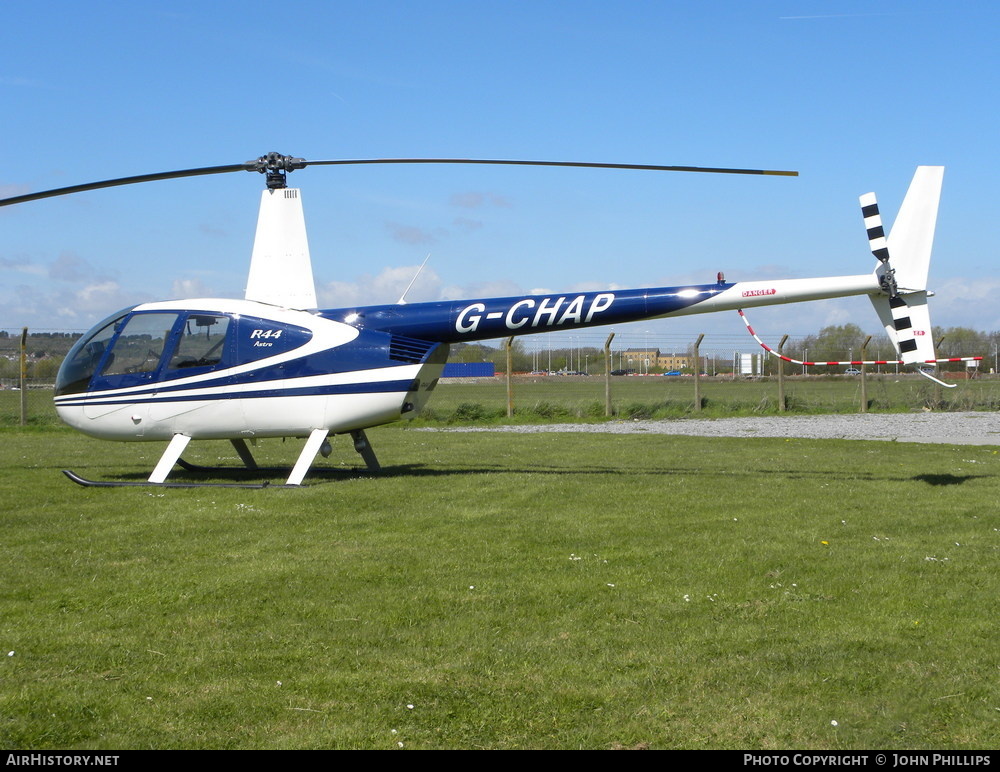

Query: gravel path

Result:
[421,412,1000,445]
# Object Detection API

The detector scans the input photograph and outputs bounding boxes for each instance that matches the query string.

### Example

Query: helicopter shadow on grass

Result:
[375,462,997,489]
[911,472,985,486]
[47,447,997,487]
[149,462,997,488]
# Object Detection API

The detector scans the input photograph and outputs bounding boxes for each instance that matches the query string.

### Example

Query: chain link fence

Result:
[3,327,996,427]
[0,328,67,425]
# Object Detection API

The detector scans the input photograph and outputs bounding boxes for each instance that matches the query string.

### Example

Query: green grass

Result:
[2,426,1000,748]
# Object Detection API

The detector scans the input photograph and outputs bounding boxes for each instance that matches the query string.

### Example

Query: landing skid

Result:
[64,431,383,488]
[62,470,291,489]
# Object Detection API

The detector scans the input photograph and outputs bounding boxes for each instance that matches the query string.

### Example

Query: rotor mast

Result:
[244,154,317,309]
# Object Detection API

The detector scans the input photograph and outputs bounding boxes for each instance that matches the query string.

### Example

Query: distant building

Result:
[622,347,698,371]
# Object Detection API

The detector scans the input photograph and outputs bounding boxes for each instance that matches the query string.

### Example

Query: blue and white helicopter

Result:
[0,154,950,487]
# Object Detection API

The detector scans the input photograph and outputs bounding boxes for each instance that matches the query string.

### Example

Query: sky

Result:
[2,0,998,355]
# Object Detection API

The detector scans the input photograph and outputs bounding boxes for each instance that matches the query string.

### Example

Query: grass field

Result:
[2,425,999,749]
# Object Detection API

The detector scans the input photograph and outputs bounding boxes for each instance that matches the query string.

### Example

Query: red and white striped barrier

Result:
[737,309,982,368]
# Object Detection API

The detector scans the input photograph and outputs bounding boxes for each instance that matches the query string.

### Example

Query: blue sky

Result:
[2,0,998,354]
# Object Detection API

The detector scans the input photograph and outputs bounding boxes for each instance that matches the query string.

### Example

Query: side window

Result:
[168,315,230,370]
[101,313,178,376]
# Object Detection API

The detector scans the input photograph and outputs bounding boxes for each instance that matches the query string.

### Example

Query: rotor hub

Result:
[878,266,899,297]
[244,152,307,190]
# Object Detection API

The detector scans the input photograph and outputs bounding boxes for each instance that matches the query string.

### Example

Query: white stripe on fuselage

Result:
[55,364,421,407]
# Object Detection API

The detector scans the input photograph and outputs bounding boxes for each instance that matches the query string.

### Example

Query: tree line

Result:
[776,324,997,373]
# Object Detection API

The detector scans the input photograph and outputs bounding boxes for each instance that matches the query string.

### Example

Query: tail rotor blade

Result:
[861,190,899,299]
[860,192,890,264]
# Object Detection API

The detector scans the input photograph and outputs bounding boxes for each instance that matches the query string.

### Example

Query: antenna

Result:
[397,254,431,305]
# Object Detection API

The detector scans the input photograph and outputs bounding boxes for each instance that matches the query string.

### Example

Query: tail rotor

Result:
[860,192,897,297]
[863,167,944,368]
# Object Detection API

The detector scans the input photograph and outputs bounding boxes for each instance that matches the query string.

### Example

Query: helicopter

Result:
[0,154,952,487]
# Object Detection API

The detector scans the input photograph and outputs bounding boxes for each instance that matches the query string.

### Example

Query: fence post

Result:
[505,336,514,418]
[860,335,872,413]
[777,334,789,412]
[693,333,704,411]
[19,327,28,426]
[604,332,615,417]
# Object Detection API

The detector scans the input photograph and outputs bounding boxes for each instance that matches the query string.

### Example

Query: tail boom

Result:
[666,274,880,317]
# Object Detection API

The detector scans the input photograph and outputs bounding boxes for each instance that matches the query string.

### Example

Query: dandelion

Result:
[821,541,829,545]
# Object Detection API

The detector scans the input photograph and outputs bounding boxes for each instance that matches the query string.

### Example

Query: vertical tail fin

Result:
[882,166,943,293]
[863,166,944,364]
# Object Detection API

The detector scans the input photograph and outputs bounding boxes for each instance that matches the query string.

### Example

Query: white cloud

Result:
[442,279,525,300]
[1,279,153,330]
[318,265,444,307]
[170,278,215,298]
[0,257,47,277]
[564,281,628,294]
[930,276,1000,331]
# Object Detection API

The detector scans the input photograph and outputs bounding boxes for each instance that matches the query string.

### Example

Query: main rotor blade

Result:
[302,158,799,176]
[0,153,798,208]
[0,163,249,207]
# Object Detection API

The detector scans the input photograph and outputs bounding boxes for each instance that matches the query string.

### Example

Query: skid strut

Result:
[351,429,381,472]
